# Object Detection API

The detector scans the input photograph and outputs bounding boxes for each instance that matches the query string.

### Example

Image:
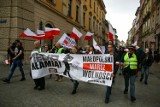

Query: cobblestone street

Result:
[0,63,160,107]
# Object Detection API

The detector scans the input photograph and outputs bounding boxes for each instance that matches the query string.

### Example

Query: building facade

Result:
[128,0,160,61]
[0,0,107,63]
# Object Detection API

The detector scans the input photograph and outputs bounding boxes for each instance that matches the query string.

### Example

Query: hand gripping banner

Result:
[31,52,114,86]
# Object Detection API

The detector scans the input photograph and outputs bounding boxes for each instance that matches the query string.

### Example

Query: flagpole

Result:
[39,21,43,44]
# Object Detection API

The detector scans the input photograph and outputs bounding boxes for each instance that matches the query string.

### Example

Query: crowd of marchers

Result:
[3,39,154,104]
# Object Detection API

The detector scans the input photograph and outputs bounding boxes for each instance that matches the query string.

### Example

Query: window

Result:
[94,2,96,12]
[89,17,91,30]
[83,12,86,27]
[76,5,79,22]
[97,6,98,16]
[152,15,154,29]
[68,0,72,17]
[83,6,87,27]
[93,19,95,31]
[90,0,92,7]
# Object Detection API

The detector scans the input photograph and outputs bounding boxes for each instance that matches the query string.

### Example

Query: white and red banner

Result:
[58,33,77,48]
[70,27,82,40]
[84,32,94,40]
[31,52,114,86]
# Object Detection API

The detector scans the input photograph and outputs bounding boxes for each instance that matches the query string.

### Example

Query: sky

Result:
[103,0,140,42]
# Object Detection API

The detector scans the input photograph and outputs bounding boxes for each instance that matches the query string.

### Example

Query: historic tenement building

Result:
[0,0,108,63]
[128,0,160,61]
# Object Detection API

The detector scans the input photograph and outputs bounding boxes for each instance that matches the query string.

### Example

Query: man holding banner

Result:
[31,40,45,90]
[54,42,64,82]
[70,46,79,94]
[105,44,119,104]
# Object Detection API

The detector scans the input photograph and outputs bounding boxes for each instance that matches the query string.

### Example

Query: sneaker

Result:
[124,89,128,94]
[105,98,109,104]
[71,90,77,95]
[131,96,136,102]
[20,78,26,81]
[3,79,10,83]
[144,81,148,85]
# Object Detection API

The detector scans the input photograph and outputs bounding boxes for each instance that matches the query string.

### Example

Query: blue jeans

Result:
[141,66,149,82]
[8,59,25,81]
[124,74,136,97]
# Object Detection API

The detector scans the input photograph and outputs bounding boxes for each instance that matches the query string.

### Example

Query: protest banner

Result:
[31,52,113,86]
[58,33,77,48]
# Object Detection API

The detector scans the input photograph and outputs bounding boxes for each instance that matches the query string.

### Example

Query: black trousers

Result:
[34,77,45,88]
[70,79,79,91]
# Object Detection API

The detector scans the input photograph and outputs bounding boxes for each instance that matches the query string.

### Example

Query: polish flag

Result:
[37,30,53,40]
[45,27,60,37]
[70,27,82,40]
[84,32,94,40]
[108,22,115,41]
[93,38,102,54]
[20,28,37,38]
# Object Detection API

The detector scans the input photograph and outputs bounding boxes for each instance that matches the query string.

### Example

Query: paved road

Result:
[0,63,160,107]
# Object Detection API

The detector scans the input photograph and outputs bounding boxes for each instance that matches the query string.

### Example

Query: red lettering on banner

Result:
[83,63,112,72]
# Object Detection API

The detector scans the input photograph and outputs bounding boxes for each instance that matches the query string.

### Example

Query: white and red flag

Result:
[37,30,53,40]
[108,22,115,41]
[45,27,60,37]
[84,32,94,40]
[93,38,102,54]
[70,27,82,40]
[20,28,37,38]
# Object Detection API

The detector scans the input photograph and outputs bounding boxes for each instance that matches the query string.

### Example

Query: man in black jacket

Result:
[105,44,119,104]
[140,48,154,85]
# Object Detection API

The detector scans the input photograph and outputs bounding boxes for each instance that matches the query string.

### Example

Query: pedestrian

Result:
[104,44,119,104]
[54,42,64,82]
[30,40,45,90]
[44,44,53,79]
[135,45,145,73]
[140,48,154,85]
[7,41,16,65]
[70,46,79,95]
[121,46,138,102]
[3,40,25,83]
[88,45,96,54]
[118,46,125,75]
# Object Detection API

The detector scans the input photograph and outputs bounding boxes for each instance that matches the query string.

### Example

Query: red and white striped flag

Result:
[20,28,37,38]
[108,22,115,41]
[37,30,53,40]
[45,27,60,37]
[84,32,94,40]
[70,27,82,40]
[93,38,102,54]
